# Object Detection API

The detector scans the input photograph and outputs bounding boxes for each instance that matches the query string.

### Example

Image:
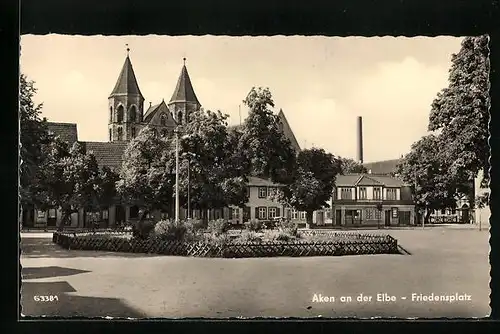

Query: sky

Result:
[20,35,463,163]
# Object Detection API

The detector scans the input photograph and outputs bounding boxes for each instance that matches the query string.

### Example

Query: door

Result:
[22,208,35,228]
[116,205,126,224]
[399,211,410,225]
[336,210,342,226]
[47,209,57,227]
[385,210,391,226]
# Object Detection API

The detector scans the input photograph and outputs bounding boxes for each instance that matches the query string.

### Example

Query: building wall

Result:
[475,169,490,228]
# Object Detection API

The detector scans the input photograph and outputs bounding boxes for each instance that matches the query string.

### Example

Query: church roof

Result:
[168,63,200,106]
[277,109,301,152]
[47,122,78,144]
[109,55,143,98]
[81,141,128,170]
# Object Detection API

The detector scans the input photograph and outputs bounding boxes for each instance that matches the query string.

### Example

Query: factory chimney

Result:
[356,116,364,164]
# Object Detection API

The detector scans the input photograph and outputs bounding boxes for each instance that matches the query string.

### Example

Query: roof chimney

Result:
[357,116,364,164]
[149,102,152,107]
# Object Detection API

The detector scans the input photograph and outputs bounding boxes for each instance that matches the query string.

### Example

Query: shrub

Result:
[239,231,262,243]
[185,218,205,235]
[245,219,263,232]
[207,219,230,236]
[202,231,231,247]
[277,218,299,237]
[275,232,291,242]
[152,219,190,241]
[132,220,156,239]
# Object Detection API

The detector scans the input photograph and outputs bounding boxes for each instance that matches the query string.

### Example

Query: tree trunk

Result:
[305,211,314,229]
[57,208,73,231]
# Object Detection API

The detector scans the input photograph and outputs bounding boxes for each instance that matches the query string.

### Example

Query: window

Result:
[300,212,306,220]
[109,128,112,141]
[243,207,250,222]
[131,127,136,138]
[117,127,123,141]
[258,187,267,198]
[268,207,277,219]
[359,187,367,200]
[129,106,136,122]
[291,209,298,220]
[392,207,399,218]
[160,114,167,126]
[130,206,139,219]
[375,210,382,219]
[373,187,382,200]
[177,111,183,124]
[161,129,168,137]
[365,209,374,219]
[231,208,240,220]
[102,209,109,220]
[48,209,56,218]
[109,106,113,122]
[340,188,352,199]
[258,207,267,219]
[117,105,124,123]
[268,187,277,198]
[387,188,397,200]
[440,208,446,215]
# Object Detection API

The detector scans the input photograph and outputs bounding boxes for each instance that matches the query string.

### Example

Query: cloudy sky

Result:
[20,35,463,163]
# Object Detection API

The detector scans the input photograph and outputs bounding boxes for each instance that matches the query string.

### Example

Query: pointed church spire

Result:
[109,47,143,98]
[168,58,201,106]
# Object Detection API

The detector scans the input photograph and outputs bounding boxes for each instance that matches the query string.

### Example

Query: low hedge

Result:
[52,231,399,258]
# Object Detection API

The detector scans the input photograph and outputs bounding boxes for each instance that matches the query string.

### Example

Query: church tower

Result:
[168,58,201,125]
[108,46,145,142]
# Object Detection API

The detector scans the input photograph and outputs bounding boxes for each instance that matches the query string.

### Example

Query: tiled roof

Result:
[335,173,405,187]
[356,175,383,186]
[368,175,405,187]
[335,174,362,187]
[363,159,402,175]
[109,55,143,98]
[144,102,162,121]
[81,141,128,170]
[47,122,78,144]
[247,176,281,187]
[168,64,200,106]
[278,109,301,152]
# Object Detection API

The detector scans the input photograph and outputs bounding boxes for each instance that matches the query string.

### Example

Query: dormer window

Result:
[160,114,167,126]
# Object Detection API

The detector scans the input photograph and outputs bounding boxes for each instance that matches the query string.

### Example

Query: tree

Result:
[38,140,105,230]
[238,87,296,184]
[396,135,464,224]
[116,126,174,222]
[275,148,342,228]
[339,157,367,174]
[428,35,490,190]
[19,74,51,208]
[166,109,249,220]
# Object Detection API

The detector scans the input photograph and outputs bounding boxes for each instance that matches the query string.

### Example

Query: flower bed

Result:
[52,230,399,258]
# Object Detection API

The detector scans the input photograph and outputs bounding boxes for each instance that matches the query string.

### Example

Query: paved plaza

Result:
[20,227,490,319]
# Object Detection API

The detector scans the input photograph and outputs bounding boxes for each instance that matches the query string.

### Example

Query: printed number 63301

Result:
[33,295,59,302]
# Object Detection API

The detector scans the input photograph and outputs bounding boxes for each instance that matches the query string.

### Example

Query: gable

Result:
[355,175,382,186]
[147,103,176,127]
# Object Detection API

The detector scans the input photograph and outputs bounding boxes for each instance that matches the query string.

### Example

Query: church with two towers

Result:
[23,49,303,229]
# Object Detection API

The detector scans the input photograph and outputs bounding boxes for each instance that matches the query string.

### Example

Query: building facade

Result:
[331,173,415,227]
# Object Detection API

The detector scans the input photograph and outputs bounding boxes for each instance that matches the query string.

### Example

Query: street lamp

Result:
[181,151,196,220]
[174,126,181,223]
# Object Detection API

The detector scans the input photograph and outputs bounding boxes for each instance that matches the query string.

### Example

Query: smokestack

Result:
[357,116,363,164]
